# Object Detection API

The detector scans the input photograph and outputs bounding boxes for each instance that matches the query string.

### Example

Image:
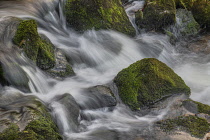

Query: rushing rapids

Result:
[0,0,210,139]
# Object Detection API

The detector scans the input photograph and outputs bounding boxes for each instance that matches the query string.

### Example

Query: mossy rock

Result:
[114,58,190,110]
[136,0,176,32]
[191,0,210,31]
[13,20,55,70]
[157,115,210,138]
[65,0,135,36]
[0,95,62,140]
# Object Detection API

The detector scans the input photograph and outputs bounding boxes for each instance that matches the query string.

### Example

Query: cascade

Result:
[0,0,210,139]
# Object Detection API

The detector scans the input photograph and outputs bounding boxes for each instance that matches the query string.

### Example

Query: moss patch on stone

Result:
[157,115,210,138]
[114,58,190,110]
[193,100,210,115]
[136,0,176,32]
[0,98,62,140]
[13,20,55,70]
[65,0,135,36]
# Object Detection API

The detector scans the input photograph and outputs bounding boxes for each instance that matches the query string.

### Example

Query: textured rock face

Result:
[0,92,62,140]
[114,58,190,110]
[136,0,176,32]
[64,0,135,36]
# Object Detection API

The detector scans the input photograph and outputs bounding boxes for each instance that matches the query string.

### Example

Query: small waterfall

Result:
[125,0,146,35]
[0,0,210,139]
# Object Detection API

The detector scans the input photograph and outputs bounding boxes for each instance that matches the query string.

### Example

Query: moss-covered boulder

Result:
[136,0,176,32]
[114,58,190,110]
[157,115,210,138]
[65,0,135,36]
[0,93,62,140]
[13,20,55,70]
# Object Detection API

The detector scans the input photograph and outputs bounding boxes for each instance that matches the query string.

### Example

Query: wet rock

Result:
[186,34,210,54]
[80,85,117,110]
[2,62,30,92]
[47,49,75,79]
[182,99,198,114]
[50,93,80,132]
[136,0,176,32]
[64,0,135,36]
[0,90,62,139]
[114,58,190,110]
[156,115,210,139]
[0,63,8,86]
[166,9,200,42]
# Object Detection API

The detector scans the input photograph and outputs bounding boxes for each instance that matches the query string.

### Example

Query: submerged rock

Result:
[136,0,176,32]
[0,91,62,140]
[114,58,190,110]
[64,0,135,36]
[13,19,55,70]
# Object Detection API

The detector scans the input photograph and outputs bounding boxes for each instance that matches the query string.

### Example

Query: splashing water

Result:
[0,0,210,139]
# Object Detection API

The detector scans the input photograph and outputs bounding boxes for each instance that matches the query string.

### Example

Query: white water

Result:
[0,0,210,139]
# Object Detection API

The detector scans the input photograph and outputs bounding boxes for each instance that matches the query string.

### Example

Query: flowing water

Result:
[0,0,210,139]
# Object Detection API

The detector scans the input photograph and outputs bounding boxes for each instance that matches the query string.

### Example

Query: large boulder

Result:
[13,20,55,70]
[64,0,135,36]
[135,0,176,32]
[0,91,62,140]
[114,58,190,110]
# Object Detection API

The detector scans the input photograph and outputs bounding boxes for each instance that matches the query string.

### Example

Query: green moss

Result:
[157,115,210,138]
[174,0,210,31]
[0,100,62,140]
[17,130,38,140]
[0,124,19,140]
[114,58,190,110]
[193,100,210,115]
[136,0,176,32]
[13,20,55,70]
[25,117,62,140]
[191,0,210,31]
[65,0,135,36]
